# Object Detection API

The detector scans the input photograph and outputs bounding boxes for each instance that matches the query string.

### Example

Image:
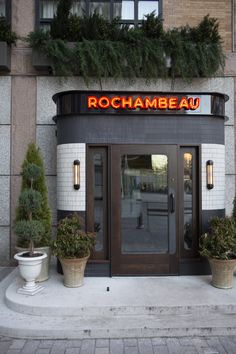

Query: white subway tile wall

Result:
[201,144,225,210]
[57,143,86,211]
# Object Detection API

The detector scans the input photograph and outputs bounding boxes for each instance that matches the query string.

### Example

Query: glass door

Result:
[111,145,178,275]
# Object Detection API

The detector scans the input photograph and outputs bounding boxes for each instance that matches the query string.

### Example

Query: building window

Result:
[37,0,162,29]
[0,0,6,16]
[0,0,11,21]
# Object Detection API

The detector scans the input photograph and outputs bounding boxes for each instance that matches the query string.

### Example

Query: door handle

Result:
[170,193,175,213]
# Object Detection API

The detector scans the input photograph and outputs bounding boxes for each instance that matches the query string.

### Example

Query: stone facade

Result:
[0,0,236,264]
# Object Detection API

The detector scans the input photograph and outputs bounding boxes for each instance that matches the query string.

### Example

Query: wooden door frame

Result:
[110,144,179,276]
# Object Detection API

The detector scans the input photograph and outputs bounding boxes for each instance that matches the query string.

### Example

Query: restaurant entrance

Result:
[87,145,199,275]
[53,90,227,276]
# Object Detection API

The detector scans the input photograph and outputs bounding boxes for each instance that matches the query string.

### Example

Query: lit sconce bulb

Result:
[73,160,80,190]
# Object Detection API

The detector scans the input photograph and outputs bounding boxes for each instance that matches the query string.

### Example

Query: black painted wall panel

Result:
[56,115,224,145]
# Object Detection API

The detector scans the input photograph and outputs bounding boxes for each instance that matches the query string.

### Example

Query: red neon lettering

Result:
[178,97,189,110]
[99,96,110,109]
[169,97,178,109]
[111,96,121,109]
[133,96,144,109]
[88,95,200,111]
[88,96,98,108]
[144,97,157,109]
[121,96,133,109]
[189,97,200,110]
[158,97,168,109]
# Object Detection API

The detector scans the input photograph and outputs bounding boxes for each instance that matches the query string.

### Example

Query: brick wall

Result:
[163,0,232,51]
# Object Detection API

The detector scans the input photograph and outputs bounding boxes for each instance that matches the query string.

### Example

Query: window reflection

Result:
[184,153,193,250]
[40,0,58,19]
[113,1,134,20]
[0,0,5,16]
[71,1,86,16]
[138,1,158,19]
[39,0,161,28]
[94,154,104,251]
[121,154,168,254]
[90,2,110,19]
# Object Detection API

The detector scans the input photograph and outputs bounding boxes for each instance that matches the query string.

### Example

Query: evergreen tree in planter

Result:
[14,163,47,295]
[15,143,52,281]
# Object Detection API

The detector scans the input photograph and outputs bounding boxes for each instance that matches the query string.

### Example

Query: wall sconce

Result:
[206,160,214,190]
[73,160,80,190]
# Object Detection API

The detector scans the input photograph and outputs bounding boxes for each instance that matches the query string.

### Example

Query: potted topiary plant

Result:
[14,163,47,295]
[52,214,95,287]
[15,143,52,281]
[199,216,236,289]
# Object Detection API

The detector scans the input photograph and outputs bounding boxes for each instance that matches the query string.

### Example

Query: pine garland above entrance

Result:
[28,10,225,84]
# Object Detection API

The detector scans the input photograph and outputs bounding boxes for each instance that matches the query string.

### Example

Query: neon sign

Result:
[88,95,200,111]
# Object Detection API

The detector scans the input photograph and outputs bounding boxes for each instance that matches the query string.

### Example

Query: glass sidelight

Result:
[87,147,108,260]
[120,154,169,254]
[183,152,193,250]
[180,147,199,258]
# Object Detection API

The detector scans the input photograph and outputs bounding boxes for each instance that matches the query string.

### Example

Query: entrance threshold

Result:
[1,267,236,339]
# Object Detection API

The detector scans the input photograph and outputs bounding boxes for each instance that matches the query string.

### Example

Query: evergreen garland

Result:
[27,1,225,83]
[15,143,52,247]
[0,16,17,44]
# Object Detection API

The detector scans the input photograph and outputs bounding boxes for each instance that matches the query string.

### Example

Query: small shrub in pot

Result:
[52,214,95,287]
[199,217,236,288]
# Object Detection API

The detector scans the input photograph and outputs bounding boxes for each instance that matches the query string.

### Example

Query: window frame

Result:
[36,0,162,29]
[0,0,11,22]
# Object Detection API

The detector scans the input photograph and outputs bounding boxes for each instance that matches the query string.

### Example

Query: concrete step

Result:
[1,268,236,339]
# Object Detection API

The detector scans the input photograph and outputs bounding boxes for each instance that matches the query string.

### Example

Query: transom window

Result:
[37,0,162,29]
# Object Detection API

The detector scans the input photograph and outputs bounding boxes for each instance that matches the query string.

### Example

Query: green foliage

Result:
[27,9,224,83]
[22,163,42,186]
[52,214,95,259]
[18,189,43,217]
[141,11,163,39]
[0,16,17,44]
[27,29,51,48]
[15,220,45,250]
[163,15,224,81]
[50,0,73,40]
[199,217,236,260]
[15,143,52,248]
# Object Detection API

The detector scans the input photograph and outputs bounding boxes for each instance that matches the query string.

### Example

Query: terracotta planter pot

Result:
[16,246,51,282]
[59,255,89,288]
[208,258,236,289]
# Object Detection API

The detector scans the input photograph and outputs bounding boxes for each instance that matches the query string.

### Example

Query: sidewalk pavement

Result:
[1,335,236,354]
